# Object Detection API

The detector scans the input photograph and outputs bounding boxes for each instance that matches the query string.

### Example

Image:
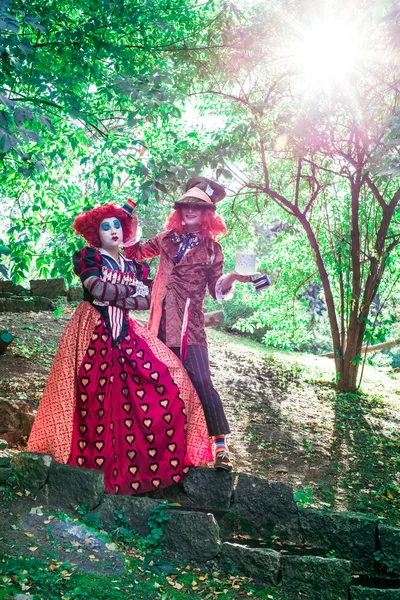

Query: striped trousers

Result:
[158,308,230,436]
[170,345,231,437]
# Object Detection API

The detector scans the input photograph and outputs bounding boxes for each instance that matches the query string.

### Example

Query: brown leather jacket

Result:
[124,231,224,348]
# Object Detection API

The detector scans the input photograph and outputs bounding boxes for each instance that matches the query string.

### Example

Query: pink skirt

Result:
[28,302,213,494]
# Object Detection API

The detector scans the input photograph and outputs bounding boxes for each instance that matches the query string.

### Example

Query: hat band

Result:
[178,187,213,205]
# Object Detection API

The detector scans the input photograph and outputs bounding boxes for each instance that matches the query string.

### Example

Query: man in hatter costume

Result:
[124,177,251,470]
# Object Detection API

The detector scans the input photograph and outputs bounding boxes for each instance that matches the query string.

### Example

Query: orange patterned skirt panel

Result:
[28,302,100,463]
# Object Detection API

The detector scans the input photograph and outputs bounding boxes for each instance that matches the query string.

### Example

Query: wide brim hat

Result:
[174,176,226,212]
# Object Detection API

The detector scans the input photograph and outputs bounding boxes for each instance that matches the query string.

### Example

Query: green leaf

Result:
[0,133,13,153]
[25,130,40,143]
[14,106,33,124]
[350,354,363,365]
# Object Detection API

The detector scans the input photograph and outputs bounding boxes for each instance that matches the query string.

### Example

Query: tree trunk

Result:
[338,361,359,391]
[336,320,366,391]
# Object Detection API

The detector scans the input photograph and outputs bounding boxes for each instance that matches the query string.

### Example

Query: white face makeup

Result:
[181,205,202,230]
[99,217,123,251]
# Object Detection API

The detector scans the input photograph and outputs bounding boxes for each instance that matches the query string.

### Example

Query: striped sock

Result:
[214,435,228,454]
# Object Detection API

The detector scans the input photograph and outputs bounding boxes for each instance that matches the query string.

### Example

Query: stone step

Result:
[281,555,352,600]
[30,278,66,298]
[0,296,55,312]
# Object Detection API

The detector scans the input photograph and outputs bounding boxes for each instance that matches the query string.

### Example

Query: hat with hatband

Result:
[174,176,226,212]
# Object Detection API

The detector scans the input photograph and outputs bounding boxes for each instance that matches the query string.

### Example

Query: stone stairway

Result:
[2,449,400,599]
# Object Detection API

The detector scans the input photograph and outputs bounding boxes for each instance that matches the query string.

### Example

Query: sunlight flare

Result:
[293,16,363,90]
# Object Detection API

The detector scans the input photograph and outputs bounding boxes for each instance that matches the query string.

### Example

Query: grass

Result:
[207,329,400,525]
[0,552,288,600]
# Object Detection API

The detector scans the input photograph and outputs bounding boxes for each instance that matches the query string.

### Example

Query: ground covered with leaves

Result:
[1,309,400,526]
[0,554,285,600]
[0,488,287,600]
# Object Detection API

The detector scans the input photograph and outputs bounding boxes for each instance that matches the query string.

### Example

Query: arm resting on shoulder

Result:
[124,233,162,260]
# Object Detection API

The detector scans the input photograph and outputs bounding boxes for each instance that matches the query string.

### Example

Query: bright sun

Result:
[293,17,362,90]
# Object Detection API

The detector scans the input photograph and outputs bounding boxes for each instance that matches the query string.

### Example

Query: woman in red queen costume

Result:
[28,201,212,495]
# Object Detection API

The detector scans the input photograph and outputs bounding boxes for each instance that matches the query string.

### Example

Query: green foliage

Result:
[52,306,65,318]
[0,0,228,282]
[74,503,89,517]
[1,0,399,391]
[207,206,333,352]
[0,238,10,278]
[74,503,103,530]
[0,0,217,170]
[111,503,171,554]
[0,552,290,600]
[293,486,315,508]
[0,474,19,501]
[191,0,400,388]
[2,559,73,600]
[141,502,171,551]
[81,511,103,530]
[111,508,137,545]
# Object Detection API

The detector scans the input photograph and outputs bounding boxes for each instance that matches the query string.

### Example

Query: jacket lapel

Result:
[178,237,212,266]
[160,232,178,260]
[160,231,214,266]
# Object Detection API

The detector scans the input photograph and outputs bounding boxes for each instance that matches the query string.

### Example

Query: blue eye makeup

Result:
[100,219,121,231]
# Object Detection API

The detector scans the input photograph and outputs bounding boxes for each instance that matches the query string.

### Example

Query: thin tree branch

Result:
[364,173,387,210]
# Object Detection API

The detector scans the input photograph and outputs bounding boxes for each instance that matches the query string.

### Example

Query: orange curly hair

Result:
[165,207,226,240]
[73,204,135,247]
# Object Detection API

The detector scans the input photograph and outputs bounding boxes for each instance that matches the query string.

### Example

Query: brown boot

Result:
[214,451,232,471]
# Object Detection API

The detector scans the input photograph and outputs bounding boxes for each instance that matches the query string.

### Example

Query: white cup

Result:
[235,251,257,275]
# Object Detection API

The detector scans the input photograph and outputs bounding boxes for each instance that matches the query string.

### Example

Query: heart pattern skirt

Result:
[68,317,187,495]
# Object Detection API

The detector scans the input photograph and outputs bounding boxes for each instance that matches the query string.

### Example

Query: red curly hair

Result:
[165,207,226,240]
[73,204,135,247]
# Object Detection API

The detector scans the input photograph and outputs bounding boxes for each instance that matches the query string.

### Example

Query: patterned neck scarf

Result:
[171,230,202,264]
